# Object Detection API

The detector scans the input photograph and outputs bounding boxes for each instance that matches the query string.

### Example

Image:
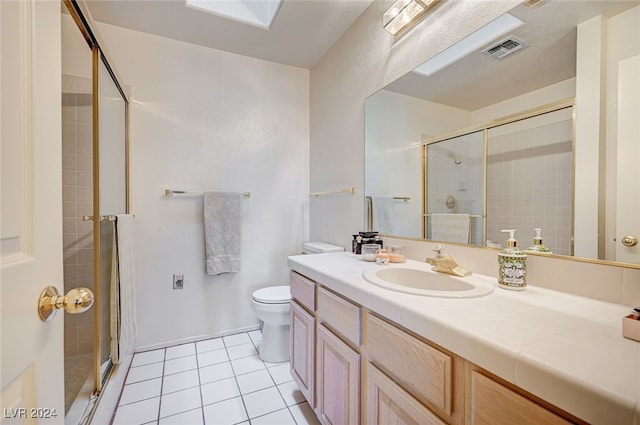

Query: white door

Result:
[616,54,640,264]
[1,0,65,422]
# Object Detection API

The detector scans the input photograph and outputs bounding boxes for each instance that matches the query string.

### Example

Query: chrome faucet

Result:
[425,244,471,277]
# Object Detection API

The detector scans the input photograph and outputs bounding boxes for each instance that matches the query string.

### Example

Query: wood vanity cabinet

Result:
[289,271,581,425]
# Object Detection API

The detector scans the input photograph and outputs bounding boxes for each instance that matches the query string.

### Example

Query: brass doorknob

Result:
[622,235,638,247]
[38,286,94,322]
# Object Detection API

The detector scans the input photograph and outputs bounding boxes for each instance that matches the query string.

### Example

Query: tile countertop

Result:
[287,252,640,425]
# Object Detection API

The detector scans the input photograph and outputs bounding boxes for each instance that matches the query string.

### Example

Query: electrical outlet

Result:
[173,274,184,290]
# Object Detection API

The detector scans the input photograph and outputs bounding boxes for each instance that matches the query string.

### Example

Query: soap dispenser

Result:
[525,228,552,254]
[498,229,527,291]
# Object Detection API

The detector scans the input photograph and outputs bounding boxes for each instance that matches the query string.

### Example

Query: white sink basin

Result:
[362,266,495,298]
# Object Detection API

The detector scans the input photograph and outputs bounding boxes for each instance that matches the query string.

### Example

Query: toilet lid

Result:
[252,285,291,304]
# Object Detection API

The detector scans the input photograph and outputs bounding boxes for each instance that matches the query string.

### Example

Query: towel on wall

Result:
[431,213,471,244]
[111,214,137,364]
[204,191,243,275]
[371,196,394,234]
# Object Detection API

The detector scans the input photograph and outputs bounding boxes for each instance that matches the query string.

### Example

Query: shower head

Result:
[448,153,462,165]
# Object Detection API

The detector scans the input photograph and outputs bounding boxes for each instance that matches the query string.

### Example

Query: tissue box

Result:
[622,315,640,342]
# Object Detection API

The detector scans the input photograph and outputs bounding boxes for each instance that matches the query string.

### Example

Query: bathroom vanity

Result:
[288,252,640,425]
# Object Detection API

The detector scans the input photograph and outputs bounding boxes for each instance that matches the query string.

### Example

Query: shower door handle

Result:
[38,286,94,322]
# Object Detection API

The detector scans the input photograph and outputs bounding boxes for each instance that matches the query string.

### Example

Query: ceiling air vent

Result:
[482,36,527,59]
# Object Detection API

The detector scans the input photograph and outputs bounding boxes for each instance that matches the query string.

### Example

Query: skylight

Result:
[413,13,524,78]
[185,0,283,30]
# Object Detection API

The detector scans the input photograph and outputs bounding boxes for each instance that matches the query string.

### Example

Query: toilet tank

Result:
[302,241,344,254]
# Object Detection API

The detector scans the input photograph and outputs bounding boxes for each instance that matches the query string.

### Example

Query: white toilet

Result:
[251,285,292,362]
[251,242,344,362]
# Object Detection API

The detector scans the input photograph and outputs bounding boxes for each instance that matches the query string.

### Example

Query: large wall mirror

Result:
[365,0,640,265]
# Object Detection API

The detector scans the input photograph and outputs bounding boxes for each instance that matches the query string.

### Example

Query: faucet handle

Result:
[432,244,444,256]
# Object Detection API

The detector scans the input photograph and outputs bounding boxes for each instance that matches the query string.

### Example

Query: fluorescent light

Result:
[413,13,523,77]
[383,0,440,36]
[185,0,283,30]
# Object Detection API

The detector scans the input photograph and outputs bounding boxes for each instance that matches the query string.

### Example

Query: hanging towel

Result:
[371,196,394,234]
[431,213,471,244]
[204,191,242,275]
[111,214,137,364]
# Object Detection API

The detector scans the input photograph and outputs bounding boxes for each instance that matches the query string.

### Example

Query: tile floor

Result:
[111,330,320,425]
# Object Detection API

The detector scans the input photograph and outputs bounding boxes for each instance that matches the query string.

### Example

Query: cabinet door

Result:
[290,300,315,406]
[316,324,360,425]
[365,362,446,425]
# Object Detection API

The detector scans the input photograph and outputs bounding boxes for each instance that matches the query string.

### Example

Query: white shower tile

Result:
[165,342,196,360]
[199,362,234,384]
[196,338,224,353]
[223,333,251,347]
[159,386,201,419]
[242,387,286,419]
[201,377,240,405]
[236,369,274,394]
[131,349,165,368]
[162,369,200,394]
[226,342,258,360]
[198,348,229,367]
[202,397,247,425]
[119,378,162,406]
[164,355,197,375]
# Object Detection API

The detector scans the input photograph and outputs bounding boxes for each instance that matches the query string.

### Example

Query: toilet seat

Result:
[252,285,291,304]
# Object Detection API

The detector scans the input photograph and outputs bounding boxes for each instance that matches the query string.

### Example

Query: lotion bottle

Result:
[498,229,527,290]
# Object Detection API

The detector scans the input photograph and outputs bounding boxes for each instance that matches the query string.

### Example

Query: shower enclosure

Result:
[61,0,129,419]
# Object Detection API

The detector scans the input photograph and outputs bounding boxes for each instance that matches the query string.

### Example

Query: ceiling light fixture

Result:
[383,0,440,37]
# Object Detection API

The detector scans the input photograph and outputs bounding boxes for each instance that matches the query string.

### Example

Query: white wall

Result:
[92,22,310,349]
[309,0,521,248]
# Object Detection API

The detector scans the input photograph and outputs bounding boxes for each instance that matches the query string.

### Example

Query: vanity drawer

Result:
[290,271,315,312]
[364,313,452,416]
[316,286,361,346]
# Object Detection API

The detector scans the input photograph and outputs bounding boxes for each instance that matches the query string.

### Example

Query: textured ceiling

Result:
[83,0,373,69]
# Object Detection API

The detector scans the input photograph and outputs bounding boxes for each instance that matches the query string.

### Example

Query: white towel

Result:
[204,192,242,275]
[111,214,137,364]
[371,196,394,234]
[431,213,471,244]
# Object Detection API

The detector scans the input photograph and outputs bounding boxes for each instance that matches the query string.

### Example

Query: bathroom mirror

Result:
[364,0,640,265]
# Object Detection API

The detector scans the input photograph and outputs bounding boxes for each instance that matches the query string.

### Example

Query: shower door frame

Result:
[63,0,131,396]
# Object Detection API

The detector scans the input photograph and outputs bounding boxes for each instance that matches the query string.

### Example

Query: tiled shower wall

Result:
[486,109,573,255]
[62,74,94,358]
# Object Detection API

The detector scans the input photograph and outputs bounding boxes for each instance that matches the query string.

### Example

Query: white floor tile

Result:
[248,330,262,342]
[201,377,240,405]
[118,377,162,406]
[223,333,251,347]
[199,362,234,385]
[158,408,203,425]
[277,381,305,407]
[159,386,201,418]
[231,355,265,376]
[131,349,165,367]
[202,396,248,425]
[162,369,200,394]
[242,387,286,419]
[235,369,274,394]
[196,338,224,354]
[226,342,258,360]
[197,348,229,367]
[250,408,296,425]
[165,342,196,360]
[126,362,164,385]
[112,396,159,425]
[267,362,292,385]
[289,402,321,425]
[164,355,197,375]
